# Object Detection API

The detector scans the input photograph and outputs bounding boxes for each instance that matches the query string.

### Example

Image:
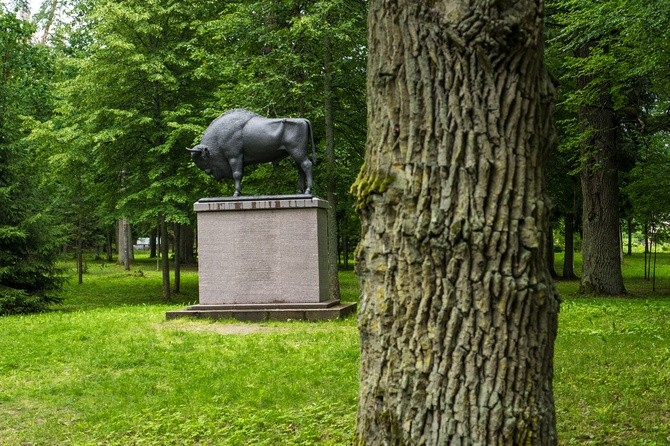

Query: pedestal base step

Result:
[165,300,357,322]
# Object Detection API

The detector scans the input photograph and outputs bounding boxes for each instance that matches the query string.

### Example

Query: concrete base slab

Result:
[166,300,357,322]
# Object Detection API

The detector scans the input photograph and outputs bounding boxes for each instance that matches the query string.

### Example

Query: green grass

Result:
[555,298,670,445]
[0,307,358,445]
[0,252,669,444]
[552,252,670,445]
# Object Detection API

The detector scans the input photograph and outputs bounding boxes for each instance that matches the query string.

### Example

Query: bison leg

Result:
[229,156,244,197]
[296,162,307,194]
[299,159,313,195]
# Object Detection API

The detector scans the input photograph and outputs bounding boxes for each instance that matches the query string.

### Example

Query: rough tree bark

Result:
[352,1,559,444]
[577,45,625,295]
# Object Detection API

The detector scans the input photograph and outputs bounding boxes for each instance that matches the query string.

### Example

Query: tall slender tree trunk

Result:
[563,212,578,279]
[577,44,625,295]
[563,178,579,280]
[343,231,350,269]
[75,173,84,284]
[174,223,181,294]
[77,216,83,285]
[353,2,559,444]
[644,221,650,279]
[547,221,559,279]
[626,217,633,256]
[160,216,171,301]
[324,35,341,301]
[150,226,158,259]
[40,0,59,44]
[180,223,196,264]
[106,229,113,262]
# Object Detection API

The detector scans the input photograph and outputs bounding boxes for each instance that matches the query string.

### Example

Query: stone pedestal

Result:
[166,195,356,321]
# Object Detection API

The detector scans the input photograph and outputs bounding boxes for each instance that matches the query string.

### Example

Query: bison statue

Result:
[187,109,316,196]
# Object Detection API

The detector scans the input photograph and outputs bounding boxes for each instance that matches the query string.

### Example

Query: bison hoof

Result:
[233,191,241,197]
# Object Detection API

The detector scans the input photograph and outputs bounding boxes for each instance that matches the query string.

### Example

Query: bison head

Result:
[187,144,210,159]
[186,144,231,180]
[187,144,213,174]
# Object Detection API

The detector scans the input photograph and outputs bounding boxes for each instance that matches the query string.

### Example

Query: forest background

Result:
[1,0,670,318]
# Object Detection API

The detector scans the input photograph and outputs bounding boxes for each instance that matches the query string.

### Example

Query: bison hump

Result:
[202,109,259,143]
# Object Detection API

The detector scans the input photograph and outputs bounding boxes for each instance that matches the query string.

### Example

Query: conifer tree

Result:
[0,11,64,314]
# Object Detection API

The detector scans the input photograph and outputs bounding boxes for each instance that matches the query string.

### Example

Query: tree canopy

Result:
[2,0,367,308]
[3,0,670,304]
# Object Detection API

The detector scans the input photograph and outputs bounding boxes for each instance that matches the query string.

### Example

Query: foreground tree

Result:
[353,1,559,444]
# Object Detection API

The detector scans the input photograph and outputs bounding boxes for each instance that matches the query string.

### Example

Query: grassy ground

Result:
[0,253,668,444]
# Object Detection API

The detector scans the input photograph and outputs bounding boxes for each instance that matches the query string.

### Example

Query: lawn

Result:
[0,253,669,445]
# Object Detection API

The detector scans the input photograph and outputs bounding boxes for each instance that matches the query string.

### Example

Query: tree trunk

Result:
[353,2,559,444]
[117,218,132,271]
[324,35,341,301]
[40,0,59,44]
[343,231,350,269]
[174,223,181,294]
[562,212,578,280]
[578,113,624,294]
[644,221,649,279]
[150,226,157,259]
[180,223,196,264]
[547,221,559,279]
[626,217,632,256]
[160,216,171,301]
[577,44,625,295]
[77,216,83,285]
[652,228,658,291]
[106,229,113,262]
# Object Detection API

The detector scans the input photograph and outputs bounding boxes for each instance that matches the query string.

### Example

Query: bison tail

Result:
[307,120,317,166]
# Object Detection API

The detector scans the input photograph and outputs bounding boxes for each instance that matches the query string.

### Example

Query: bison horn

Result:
[186,147,202,153]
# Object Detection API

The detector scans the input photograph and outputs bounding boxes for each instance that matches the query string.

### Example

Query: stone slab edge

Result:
[186,299,341,311]
[194,195,328,212]
[165,302,357,322]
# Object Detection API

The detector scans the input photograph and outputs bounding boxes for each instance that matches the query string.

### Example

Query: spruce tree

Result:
[0,10,64,314]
